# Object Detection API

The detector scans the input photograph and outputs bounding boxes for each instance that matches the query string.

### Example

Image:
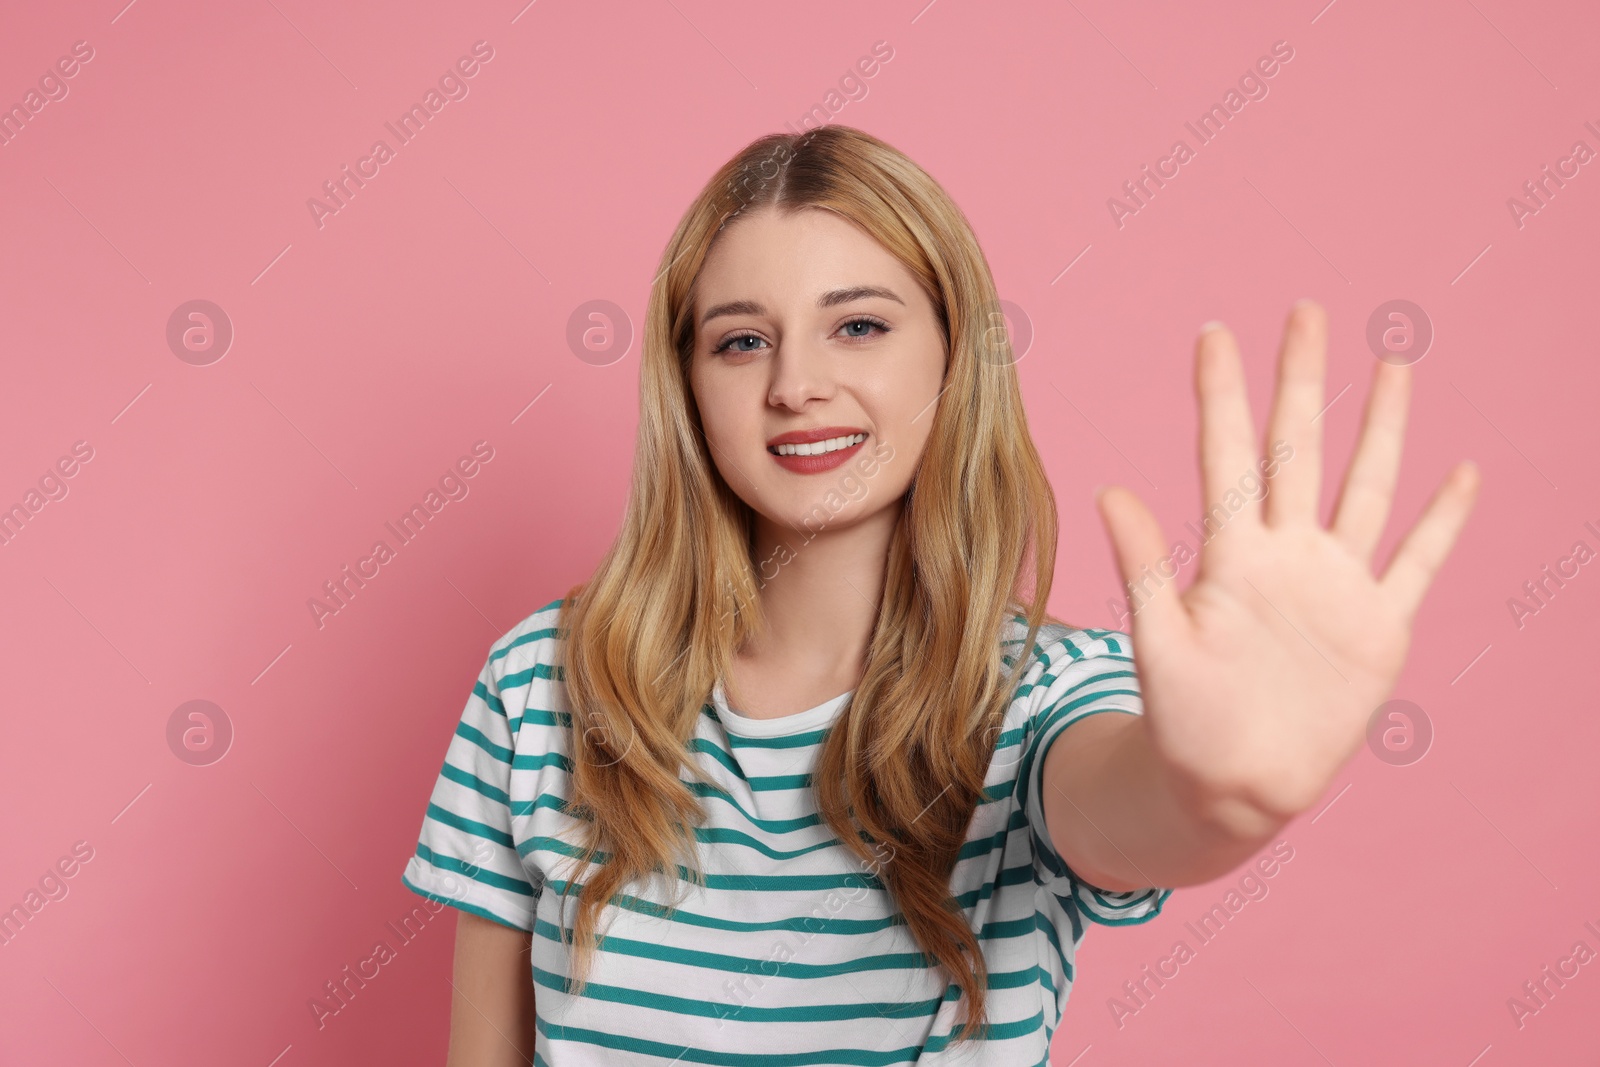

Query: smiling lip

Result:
[766,426,870,448]
[766,426,869,475]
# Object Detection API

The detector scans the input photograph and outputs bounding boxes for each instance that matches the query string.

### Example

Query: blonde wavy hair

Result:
[555,124,1071,1043]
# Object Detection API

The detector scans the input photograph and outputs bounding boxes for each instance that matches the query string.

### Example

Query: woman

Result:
[401,125,1479,1064]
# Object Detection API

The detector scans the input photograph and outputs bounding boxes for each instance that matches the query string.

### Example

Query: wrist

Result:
[1141,718,1297,846]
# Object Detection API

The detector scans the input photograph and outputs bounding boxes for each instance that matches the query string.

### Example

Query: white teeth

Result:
[772,433,866,457]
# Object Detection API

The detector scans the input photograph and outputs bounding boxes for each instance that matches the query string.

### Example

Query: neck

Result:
[742,500,901,682]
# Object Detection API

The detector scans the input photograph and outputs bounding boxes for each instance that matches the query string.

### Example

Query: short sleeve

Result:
[401,645,541,932]
[1020,628,1171,926]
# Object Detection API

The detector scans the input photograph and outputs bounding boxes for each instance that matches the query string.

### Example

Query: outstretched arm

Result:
[1042,300,1480,892]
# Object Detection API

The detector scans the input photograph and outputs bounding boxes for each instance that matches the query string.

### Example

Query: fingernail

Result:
[1199,320,1226,334]
[1292,297,1317,309]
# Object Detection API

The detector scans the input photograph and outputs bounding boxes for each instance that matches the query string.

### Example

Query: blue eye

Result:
[709,316,891,355]
[711,333,767,355]
[840,316,891,340]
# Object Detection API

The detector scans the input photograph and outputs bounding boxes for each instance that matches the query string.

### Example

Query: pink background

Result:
[2,0,1597,1063]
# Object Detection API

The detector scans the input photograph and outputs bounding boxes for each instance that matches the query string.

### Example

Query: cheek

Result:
[852,410,925,502]
[869,361,942,461]
[690,365,733,439]
[692,374,765,482]
[701,388,759,448]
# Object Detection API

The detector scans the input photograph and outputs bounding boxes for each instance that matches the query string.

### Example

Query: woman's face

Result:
[688,206,948,535]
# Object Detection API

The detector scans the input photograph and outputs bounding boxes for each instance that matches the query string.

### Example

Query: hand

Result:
[1094,300,1480,830]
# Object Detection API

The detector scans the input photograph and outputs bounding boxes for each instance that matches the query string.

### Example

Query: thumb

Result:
[1094,485,1187,640]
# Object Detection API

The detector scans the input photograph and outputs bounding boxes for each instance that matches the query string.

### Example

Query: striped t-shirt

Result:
[402,598,1170,1065]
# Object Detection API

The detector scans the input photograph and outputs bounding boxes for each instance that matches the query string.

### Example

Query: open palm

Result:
[1095,301,1480,827]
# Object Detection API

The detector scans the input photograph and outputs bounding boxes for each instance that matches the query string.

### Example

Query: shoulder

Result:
[1001,617,1139,726]
[477,597,571,744]
[486,596,567,686]
[1037,625,1135,674]
[1002,614,1135,680]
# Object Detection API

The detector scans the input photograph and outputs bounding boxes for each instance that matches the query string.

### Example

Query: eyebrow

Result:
[699,286,905,326]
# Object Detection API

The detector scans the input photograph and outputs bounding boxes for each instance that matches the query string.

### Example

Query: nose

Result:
[766,339,835,411]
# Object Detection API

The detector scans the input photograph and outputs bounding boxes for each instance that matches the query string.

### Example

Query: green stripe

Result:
[535,1018,924,1066]
[530,874,1073,966]
[718,719,834,749]
[413,843,536,896]
[472,678,507,718]
[1074,886,1173,926]
[438,760,510,806]
[500,660,561,691]
[957,808,1028,861]
[535,1005,1044,1064]
[511,792,586,819]
[520,838,887,893]
[540,877,907,935]
[538,860,1035,916]
[532,916,929,976]
[492,600,563,663]
[511,751,572,773]
[424,801,513,849]
[513,815,1033,890]
[454,720,512,763]
[531,964,942,1022]
[535,914,1052,993]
